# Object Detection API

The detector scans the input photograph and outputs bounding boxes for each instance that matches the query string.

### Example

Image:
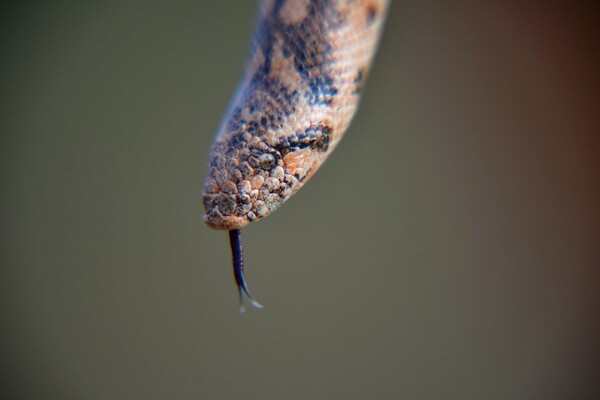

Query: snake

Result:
[202,0,389,310]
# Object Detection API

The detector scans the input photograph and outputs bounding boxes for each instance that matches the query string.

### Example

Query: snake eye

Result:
[258,153,276,170]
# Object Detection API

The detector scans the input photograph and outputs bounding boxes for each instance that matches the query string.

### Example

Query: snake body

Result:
[202,0,389,308]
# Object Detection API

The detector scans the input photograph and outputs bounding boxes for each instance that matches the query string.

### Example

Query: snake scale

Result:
[203,0,389,310]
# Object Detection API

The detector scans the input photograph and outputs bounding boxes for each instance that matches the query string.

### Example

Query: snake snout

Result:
[203,140,292,230]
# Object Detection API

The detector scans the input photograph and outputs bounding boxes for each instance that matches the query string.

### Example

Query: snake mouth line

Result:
[228,229,263,312]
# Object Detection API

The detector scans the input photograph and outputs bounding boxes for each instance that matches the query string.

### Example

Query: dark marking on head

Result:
[274,124,331,156]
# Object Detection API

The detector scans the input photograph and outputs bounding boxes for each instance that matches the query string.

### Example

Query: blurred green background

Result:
[1,1,599,399]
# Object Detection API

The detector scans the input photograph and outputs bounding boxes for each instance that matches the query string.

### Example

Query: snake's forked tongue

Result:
[228,229,263,312]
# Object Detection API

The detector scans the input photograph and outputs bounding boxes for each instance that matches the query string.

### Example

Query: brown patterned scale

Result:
[202,0,389,310]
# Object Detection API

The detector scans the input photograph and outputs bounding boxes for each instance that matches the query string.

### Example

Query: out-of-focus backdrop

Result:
[1,1,599,399]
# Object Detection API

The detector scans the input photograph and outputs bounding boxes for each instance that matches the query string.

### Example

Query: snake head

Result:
[203,124,330,230]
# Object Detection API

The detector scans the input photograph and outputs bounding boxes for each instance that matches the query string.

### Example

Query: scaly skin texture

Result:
[203,0,389,230]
